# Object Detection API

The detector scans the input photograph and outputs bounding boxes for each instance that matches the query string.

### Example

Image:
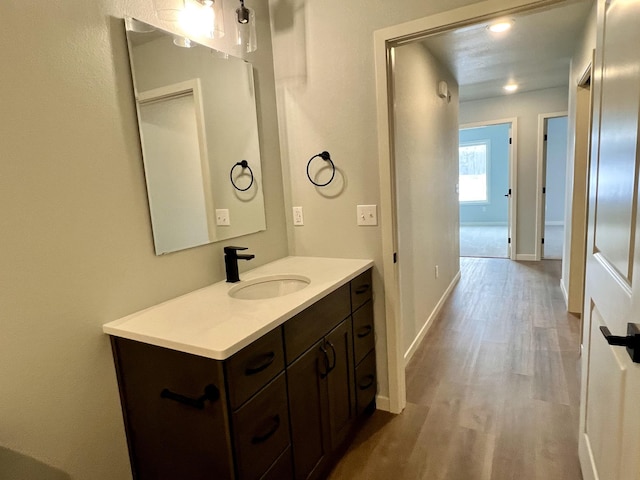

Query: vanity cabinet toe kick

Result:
[110,268,375,480]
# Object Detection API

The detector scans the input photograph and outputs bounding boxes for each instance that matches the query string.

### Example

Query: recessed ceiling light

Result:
[503,83,518,93]
[488,21,513,33]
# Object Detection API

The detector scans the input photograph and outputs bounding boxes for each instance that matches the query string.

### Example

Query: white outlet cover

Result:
[357,205,378,226]
[216,209,230,226]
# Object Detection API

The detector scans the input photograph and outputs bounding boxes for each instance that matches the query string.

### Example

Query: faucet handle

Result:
[224,246,249,255]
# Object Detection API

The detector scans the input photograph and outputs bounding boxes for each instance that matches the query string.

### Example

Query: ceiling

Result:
[419,0,593,102]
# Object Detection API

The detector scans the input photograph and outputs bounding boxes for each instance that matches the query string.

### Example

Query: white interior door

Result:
[579,1,640,479]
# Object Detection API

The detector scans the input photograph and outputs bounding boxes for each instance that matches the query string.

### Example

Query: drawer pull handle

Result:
[251,415,281,444]
[326,340,337,372]
[358,375,375,390]
[357,325,372,338]
[244,352,276,376]
[355,284,370,295]
[160,384,219,410]
[319,344,331,378]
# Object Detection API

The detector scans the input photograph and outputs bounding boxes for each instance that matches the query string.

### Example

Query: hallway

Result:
[329,258,582,479]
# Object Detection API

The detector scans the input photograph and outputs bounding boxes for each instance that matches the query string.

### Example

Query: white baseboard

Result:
[545,221,564,226]
[403,271,461,367]
[560,277,569,308]
[460,222,508,226]
[516,254,537,261]
[375,395,390,412]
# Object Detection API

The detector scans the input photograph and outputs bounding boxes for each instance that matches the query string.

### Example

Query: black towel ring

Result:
[306,151,336,187]
[230,160,254,192]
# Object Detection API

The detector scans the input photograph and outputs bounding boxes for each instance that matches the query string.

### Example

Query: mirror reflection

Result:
[125,18,266,255]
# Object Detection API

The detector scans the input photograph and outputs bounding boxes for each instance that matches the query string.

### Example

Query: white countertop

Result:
[103,256,374,360]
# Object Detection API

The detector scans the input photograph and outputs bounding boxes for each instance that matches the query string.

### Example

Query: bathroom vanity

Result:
[104,257,375,480]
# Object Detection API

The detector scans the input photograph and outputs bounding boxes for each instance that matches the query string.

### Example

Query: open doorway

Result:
[375,0,593,413]
[539,113,568,259]
[459,121,515,258]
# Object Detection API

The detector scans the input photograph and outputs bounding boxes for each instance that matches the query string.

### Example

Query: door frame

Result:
[536,110,568,260]
[460,118,518,260]
[374,0,568,413]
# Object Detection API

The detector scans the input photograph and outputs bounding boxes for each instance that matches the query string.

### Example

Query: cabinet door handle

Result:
[251,415,281,444]
[326,340,337,372]
[355,284,370,295]
[358,375,375,390]
[357,325,372,338]
[160,384,219,410]
[244,352,276,376]
[319,344,331,378]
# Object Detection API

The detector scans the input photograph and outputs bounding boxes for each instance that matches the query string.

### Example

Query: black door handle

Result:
[600,323,640,363]
[160,384,220,409]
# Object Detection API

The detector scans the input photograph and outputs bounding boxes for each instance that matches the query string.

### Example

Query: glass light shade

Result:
[153,0,185,21]
[236,5,257,53]
[180,0,224,39]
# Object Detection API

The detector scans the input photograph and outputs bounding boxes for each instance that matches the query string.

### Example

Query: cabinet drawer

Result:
[350,269,372,312]
[227,327,285,410]
[355,350,377,415]
[233,373,290,480]
[261,446,293,480]
[284,284,350,364]
[352,300,374,366]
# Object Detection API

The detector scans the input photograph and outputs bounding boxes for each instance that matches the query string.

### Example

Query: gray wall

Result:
[545,116,568,224]
[0,1,287,478]
[393,43,460,357]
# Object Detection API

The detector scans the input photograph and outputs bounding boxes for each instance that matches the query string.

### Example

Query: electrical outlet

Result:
[293,206,304,226]
[435,265,439,278]
[216,209,230,226]
[357,205,378,226]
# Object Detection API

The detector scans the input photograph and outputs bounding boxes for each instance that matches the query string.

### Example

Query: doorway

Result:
[459,121,515,259]
[538,113,568,260]
[374,0,592,413]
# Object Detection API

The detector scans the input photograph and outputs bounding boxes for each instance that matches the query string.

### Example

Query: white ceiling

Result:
[419,0,593,102]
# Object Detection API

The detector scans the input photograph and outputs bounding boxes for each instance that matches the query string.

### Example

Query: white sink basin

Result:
[228,274,311,300]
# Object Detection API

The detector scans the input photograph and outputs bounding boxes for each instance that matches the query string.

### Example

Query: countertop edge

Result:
[103,257,374,360]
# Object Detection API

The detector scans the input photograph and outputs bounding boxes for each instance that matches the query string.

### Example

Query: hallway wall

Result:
[393,43,460,358]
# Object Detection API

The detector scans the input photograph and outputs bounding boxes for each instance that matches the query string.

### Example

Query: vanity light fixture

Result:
[488,20,513,33]
[503,83,519,93]
[236,0,257,53]
[154,0,225,39]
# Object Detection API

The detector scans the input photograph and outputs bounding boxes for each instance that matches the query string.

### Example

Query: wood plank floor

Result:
[329,257,582,480]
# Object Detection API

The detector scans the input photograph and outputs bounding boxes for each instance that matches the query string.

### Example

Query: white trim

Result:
[374,0,567,415]
[536,110,568,260]
[375,395,391,412]
[404,271,461,366]
[560,277,569,307]
[516,254,537,261]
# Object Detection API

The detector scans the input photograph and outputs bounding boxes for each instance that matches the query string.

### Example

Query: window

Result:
[459,141,489,203]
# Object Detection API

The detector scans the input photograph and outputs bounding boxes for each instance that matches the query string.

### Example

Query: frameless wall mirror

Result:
[125,17,266,255]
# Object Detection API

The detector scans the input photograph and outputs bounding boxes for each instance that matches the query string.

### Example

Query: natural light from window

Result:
[459,142,488,203]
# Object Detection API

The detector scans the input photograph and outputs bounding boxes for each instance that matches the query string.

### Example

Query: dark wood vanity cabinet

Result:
[111,268,375,480]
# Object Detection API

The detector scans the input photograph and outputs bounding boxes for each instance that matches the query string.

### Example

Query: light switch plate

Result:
[216,209,230,226]
[293,206,304,226]
[357,205,378,226]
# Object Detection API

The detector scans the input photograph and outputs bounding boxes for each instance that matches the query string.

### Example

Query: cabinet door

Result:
[287,340,330,480]
[112,338,234,480]
[325,319,355,450]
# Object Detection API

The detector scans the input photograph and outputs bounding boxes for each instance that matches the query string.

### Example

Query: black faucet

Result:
[224,246,255,283]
